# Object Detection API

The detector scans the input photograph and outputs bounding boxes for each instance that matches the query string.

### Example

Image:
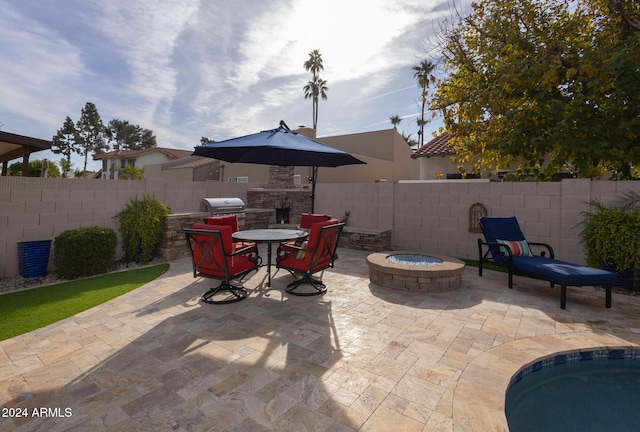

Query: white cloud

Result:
[95,0,201,125]
[0,3,86,128]
[0,0,451,170]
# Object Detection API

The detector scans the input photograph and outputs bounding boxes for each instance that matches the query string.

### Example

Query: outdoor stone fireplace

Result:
[246,165,312,226]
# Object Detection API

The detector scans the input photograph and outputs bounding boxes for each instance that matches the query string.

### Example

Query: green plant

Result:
[118,165,145,180]
[116,195,170,263]
[579,200,640,272]
[54,226,117,279]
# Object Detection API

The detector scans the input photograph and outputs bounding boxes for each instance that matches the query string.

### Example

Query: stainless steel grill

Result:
[200,197,246,227]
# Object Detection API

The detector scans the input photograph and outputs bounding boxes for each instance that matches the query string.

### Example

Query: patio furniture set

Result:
[184,212,616,309]
[184,213,344,304]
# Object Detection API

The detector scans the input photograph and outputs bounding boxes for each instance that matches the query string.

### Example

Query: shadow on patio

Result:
[2,247,640,431]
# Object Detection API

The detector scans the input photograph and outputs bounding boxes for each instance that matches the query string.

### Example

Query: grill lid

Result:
[200,197,245,213]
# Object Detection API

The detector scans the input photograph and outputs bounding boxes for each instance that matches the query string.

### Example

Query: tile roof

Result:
[411,133,452,159]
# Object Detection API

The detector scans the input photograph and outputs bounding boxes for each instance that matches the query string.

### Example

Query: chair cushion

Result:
[207,215,239,232]
[480,216,528,265]
[480,216,526,242]
[307,219,340,249]
[299,213,329,230]
[511,256,616,286]
[496,239,532,257]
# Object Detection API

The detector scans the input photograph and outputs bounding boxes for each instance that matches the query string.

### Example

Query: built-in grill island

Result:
[158,166,315,262]
[200,197,246,228]
[158,198,274,261]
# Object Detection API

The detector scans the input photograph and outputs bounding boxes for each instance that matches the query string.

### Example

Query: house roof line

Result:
[411,133,453,159]
[93,147,192,161]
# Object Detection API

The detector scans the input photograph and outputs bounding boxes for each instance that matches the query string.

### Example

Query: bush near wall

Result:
[115,195,170,263]
[54,227,118,279]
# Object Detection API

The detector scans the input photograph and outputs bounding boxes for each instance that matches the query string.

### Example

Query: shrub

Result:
[115,195,170,263]
[579,200,640,271]
[54,226,117,279]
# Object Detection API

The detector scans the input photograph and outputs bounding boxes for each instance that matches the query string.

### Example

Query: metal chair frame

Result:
[185,228,259,304]
[276,222,344,296]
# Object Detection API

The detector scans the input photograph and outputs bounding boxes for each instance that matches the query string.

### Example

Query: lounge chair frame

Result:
[478,216,614,309]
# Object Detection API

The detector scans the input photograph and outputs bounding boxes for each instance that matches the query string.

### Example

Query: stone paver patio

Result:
[1,247,639,431]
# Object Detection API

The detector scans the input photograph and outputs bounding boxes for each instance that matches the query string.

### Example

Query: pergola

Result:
[0,131,52,176]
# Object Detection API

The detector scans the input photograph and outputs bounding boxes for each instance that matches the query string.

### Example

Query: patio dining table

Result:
[232,229,308,287]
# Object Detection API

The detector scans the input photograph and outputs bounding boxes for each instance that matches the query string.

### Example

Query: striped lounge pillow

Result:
[496,239,532,257]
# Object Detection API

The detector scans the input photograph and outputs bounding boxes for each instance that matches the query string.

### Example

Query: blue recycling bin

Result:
[17,240,52,278]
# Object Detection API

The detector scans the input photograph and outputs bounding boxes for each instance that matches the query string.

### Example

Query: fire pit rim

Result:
[366,251,465,277]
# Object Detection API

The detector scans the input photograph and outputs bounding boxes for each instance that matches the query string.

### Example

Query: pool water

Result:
[506,356,640,431]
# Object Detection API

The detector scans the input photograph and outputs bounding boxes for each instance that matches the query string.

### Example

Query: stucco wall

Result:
[418,155,458,179]
[1,177,638,278]
[220,127,420,183]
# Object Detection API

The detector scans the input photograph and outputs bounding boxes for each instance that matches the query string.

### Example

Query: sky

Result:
[0,0,458,172]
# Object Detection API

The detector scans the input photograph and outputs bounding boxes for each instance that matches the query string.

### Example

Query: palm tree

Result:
[303,77,328,131]
[416,118,429,146]
[389,115,402,129]
[401,132,418,148]
[412,60,437,147]
[304,49,324,80]
[303,50,328,130]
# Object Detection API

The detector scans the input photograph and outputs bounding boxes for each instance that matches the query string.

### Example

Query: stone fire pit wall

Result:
[367,251,465,292]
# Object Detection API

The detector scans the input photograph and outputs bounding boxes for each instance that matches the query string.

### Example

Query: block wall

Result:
[0,177,260,278]
[2,177,639,278]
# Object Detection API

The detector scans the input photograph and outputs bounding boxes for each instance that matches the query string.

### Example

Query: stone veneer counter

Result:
[367,251,465,292]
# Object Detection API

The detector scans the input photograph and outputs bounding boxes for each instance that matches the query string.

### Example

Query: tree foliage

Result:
[9,160,60,177]
[118,165,145,180]
[105,119,156,151]
[75,102,107,173]
[52,103,158,175]
[432,0,640,180]
[51,116,77,175]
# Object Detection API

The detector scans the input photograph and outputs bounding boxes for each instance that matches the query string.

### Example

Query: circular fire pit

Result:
[367,251,465,292]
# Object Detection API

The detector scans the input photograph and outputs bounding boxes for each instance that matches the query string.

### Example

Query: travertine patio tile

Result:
[360,405,424,432]
[2,250,640,430]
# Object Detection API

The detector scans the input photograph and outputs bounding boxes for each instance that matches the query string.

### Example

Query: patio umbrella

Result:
[192,121,366,212]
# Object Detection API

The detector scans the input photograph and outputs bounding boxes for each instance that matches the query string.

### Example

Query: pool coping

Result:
[452,333,640,431]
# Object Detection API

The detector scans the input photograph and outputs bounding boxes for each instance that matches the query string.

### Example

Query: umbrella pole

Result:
[309,166,318,213]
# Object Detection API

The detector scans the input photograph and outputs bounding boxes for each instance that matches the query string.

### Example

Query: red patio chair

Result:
[207,214,259,255]
[298,213,330,230]
[276,219,344,296]
[184,223,259,304]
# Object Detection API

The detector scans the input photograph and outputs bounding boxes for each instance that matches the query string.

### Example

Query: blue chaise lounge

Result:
[478,216,616,309]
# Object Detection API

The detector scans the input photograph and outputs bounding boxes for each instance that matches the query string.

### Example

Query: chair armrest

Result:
[230,244,258,256]
[527,242,555,258]
[277,243,306,254]
[478,239,514,259]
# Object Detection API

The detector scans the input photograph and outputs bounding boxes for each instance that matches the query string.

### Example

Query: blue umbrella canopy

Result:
[192,121,366,212]
[192,121,366,168]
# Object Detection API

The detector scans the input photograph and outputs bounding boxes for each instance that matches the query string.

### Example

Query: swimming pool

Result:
[505,349,640,431]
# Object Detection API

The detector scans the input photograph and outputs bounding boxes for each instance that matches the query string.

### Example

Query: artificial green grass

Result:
[0,264,169,342]
[460,258,507,273]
